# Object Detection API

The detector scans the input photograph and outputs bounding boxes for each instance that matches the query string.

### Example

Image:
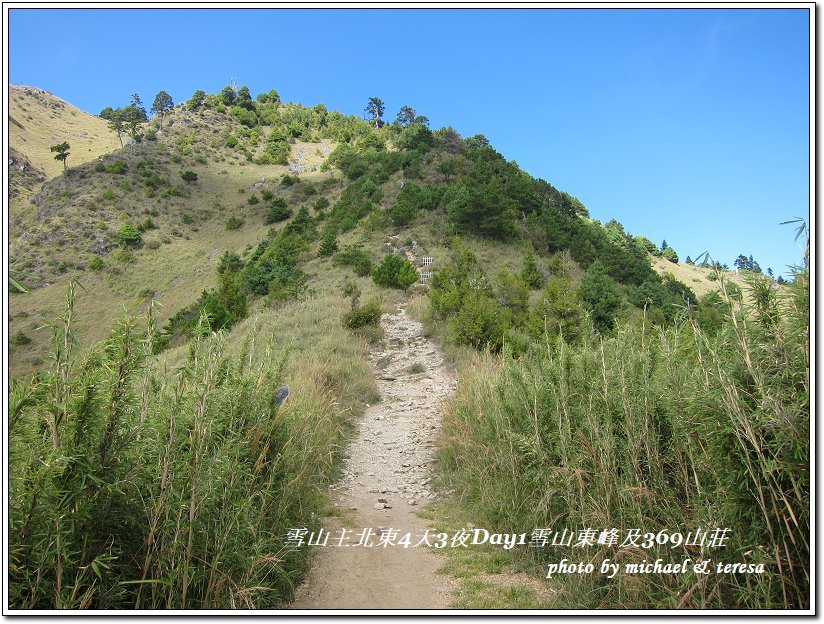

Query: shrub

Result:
[87,255,104,271]
[10,330,32,346]
[314,197,330,211]
[581,261,623,333]
[261,190,274,201]
[111,248,136,263]
[521,246,544,289]
[145,130,157,141]
[449,294,511,351]
[372,254,419,290]
[265,198,292,224]
[117,222,142,247]
[188,88,206,110]
[145,239,161,250]
[181,170,198,183]
[336,244,372,277]
[661,246,679,263]
[280,175,297,187]
[226,216,244,231]
[283,207,317,241]
[317,228,339,258]
[343,299,382,329]
[247,194,260,205]
[100,189,116,201]
[136,217,155,232]
[388,199,417,226]
[496,270,530,319]
[217,252,244,275]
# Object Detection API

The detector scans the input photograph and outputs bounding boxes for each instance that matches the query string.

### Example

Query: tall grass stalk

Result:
[439,256,809,609]
[9,293,376,609]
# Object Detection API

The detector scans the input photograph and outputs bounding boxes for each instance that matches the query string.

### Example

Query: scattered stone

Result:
[374,503,386,510]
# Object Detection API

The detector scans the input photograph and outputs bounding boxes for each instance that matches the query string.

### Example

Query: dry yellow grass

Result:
[7,91,349,378]
[8,85,122,180]
[649,254,749,299]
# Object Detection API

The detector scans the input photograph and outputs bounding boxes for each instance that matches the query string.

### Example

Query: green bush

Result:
[336,244,372,277]
[343,299,382,329]
[111,248,136,264]
[317,228,339,258]
[136,217,155,232]
[226,216,244,231]
[661,246,679,263]
[10,330,32,346]
[387,199,417,226]
[449,294,511,351]
[266,198,292,224]
[100,189,116,201]
[87,255,104,271]
[247,194,260,205]
[180,170,198,183]
[372,254,419,290]
[521,246,544,289]
[117,222,142,247]
[581,261,623,333]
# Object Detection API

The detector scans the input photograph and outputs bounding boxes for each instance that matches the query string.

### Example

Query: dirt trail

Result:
[290,306,457,610]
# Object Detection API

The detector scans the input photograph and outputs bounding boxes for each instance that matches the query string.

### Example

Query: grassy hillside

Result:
[8,102,345,376]
[8,86,123,197]
[649,254,749,300]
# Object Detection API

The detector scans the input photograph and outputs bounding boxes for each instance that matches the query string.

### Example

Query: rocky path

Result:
[290,306,457,610]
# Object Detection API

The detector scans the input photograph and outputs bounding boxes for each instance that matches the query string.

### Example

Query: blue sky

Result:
[8,7,810,276]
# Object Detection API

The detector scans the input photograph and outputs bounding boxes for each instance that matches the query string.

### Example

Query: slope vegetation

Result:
[8,85,122,186]
[8,83,804,611]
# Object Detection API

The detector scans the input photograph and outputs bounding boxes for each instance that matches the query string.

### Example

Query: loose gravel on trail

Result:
[290,306,457,610]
